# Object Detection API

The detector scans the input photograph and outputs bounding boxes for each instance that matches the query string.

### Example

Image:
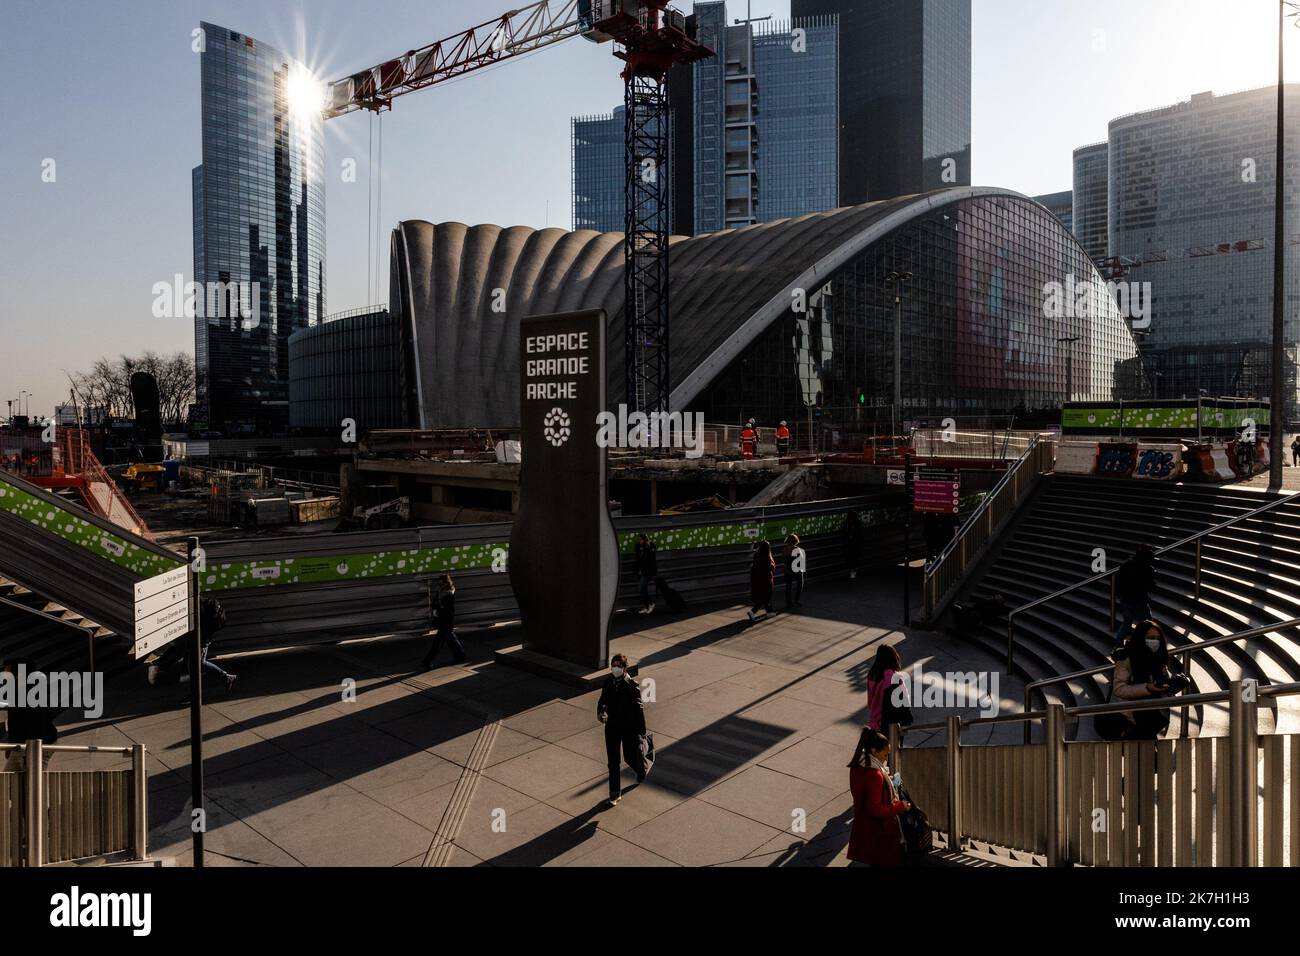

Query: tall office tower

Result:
[1033,190,1073,235]
[1107,87,1300,413]
[792,0,970,204]
[572,74,692,235]
[572,107,631,233]
[192,22,325,436]
[1072,142,1109,262]
[692,2,838,233]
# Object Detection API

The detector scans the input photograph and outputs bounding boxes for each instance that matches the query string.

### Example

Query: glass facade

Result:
[1033,190,1073,236]
[1106,86,1300,418]
[193,22,325,436]
[288,309,405,432]
[572,106,673,234]
[792,0,970,204]
[696,195,1141,430]
[1072,142,1108,263]
[692,4,838,233]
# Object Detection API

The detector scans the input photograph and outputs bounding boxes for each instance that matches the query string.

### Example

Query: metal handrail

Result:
[1018,617,1300,742]
[905,678,1300,736]
[1005,488,1300,671]
[927,435,1040,573]
[921,436,1054,621]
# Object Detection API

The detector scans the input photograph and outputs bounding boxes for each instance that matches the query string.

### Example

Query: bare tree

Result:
[65,351,195,426]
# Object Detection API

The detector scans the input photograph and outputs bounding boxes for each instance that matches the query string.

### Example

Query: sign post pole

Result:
[186,535,205,869]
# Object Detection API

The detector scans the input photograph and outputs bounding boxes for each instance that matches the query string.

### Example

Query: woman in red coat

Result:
[846,726,910,866]
[747,540,775,622]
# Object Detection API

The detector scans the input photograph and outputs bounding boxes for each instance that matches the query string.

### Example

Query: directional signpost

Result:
[132,565,189,658]
[912,468,962,515]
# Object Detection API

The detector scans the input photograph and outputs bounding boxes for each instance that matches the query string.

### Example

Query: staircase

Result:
[953,474,1300,735]
[0,577,132,677]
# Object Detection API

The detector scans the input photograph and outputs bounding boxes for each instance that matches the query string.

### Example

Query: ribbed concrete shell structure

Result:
[390,186,1140,428]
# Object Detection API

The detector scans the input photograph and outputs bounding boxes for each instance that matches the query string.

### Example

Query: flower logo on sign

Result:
[543,407,571,447]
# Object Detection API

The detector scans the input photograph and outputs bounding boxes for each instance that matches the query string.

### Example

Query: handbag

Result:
[882,679,915,728]
[639,732,655,775]
[895,783,933,854]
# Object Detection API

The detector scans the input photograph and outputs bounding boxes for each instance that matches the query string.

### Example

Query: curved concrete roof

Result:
[391,186,1056,427]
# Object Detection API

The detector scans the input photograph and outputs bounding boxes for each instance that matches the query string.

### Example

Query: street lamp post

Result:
[1272,2,1300,490]
[883,271,914,440]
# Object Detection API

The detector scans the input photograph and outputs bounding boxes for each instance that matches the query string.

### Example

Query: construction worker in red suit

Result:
[775,420,791,457]
[740,419,757,460]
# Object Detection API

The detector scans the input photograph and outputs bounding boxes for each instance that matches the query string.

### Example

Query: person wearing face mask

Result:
[596,653,648,806]
[846,726,911,866]
[1111,619,1186,739]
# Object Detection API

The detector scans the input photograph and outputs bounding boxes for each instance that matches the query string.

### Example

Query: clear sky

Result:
[1,0,1297,416]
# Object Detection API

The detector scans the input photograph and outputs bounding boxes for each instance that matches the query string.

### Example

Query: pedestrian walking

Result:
[784,533,806,608]
[865,643,912,734]
[634,533,658,615]
[150,596,237,697]
[747,540,775,621]
[596,653,648,806]
[1113,544,1157,644]
[846,726,910,867]
[1291,435,1299,467]
[421,574,467,669]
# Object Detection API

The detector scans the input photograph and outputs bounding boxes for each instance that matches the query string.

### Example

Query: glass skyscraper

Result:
[571,3,837,237]
[692,3,838,233]
[1105,87,1300,416]
[571,107,673,234]
[791,0,971,204]
[1033,190,1073,236]
[192,22,325,436]
[1072,142,1109,263]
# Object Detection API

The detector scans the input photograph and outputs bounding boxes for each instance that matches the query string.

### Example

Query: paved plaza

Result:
[54,574,1022,867]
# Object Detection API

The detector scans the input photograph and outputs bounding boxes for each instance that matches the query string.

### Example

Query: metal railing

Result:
[0,741,149,866]
[1020,617,1300,743]
[191,459,341,493]
[58,428,154,540]
[922,436,1055,621]
[1005,488,1300,672]
[894,679,1299,867]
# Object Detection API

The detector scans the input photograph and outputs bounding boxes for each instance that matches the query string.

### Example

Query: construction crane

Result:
[322,0,712,415]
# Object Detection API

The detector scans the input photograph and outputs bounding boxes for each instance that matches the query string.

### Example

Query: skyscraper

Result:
[192,22,325,436]
[1033,190,1073,235]
[692,3,838,233]
[791,0,971,204]
[1104,86,1300,412]
[1072,142,1109,262]
[572,106,674,234]
[571,3,837,237]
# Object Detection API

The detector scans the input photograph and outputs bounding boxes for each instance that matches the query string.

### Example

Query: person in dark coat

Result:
[634,533,658,615]
[747,540,775,622]
[1,657,58,772]
[421,574,467,669]
[1113,544,1157,644]
[846,726,910,866]
[149,596,236,697]
[596,653,647,806]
